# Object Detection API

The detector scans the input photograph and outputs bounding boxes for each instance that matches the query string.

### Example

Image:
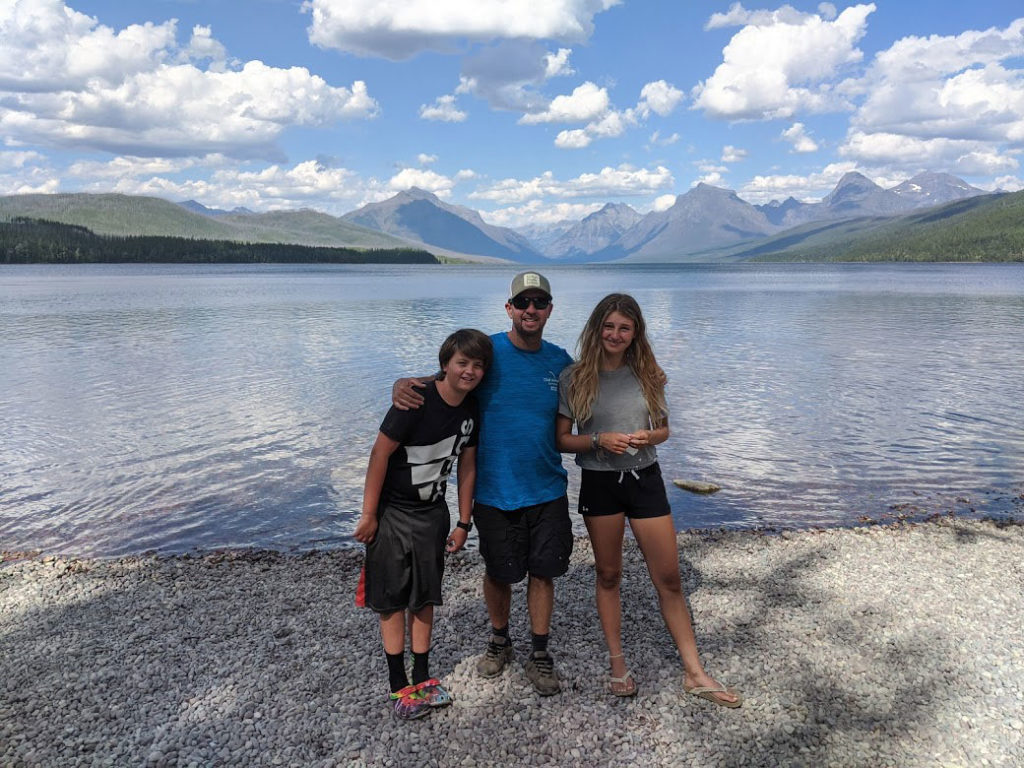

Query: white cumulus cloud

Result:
[648,131,681,147]
[781,122,819,153]
[66,155,211,180]
[705,3,817,31]
[65,158,368,214]
[739,161,858,203]
[304,0,622,60]
[651,193,677,212]
[456,41,576,112]
[841,131,1019,176]
[990,175,1024,192]
[693,3,875,120]
[470,164,673,204]
[636,80,684,117]
[388,167,455,196]
[721,145,747,162]
[419,94,467,122]
[0,1,378,160]
[482,199,603,227]
[0,149,58,194]
[841,19,1024,176]
[520,82,610,124]
[544,48,575,78]
[554,128,593,149]
[536,79,683,149]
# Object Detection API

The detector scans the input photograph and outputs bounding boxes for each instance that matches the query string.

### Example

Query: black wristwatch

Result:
[456,520,473,532]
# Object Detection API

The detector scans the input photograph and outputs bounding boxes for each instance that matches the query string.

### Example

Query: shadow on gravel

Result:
[1,522,1015,767]
[668,539,950,767]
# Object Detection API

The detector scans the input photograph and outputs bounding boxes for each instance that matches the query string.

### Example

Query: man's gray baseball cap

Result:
[509,271,552,300]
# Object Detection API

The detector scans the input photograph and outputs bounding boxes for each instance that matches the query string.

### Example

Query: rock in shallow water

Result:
[672,478,722,494]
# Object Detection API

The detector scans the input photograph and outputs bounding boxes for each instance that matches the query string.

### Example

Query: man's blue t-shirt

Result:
[474,332,573,510]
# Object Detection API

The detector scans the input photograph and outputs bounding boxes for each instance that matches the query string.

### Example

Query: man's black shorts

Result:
[364,496,448,613]
[579,462,671,519]
[473,495,572,584]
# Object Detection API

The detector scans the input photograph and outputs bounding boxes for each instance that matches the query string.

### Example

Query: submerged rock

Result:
[672,479,721,494]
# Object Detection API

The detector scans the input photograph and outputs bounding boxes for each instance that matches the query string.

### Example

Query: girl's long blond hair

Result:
[566,293,667,426]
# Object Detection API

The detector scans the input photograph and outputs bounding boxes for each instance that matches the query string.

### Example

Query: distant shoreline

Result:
[0,217,438,265]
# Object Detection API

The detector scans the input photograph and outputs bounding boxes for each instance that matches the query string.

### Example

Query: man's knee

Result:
[484,573,513,594]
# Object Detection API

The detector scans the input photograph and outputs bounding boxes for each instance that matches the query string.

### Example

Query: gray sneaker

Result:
[477,635,513,678]
[524,650,560,696]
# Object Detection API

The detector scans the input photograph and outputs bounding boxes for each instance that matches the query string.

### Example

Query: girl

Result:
[556,294,740,707]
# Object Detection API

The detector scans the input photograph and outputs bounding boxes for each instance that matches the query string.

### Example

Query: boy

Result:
[353,328,492,720]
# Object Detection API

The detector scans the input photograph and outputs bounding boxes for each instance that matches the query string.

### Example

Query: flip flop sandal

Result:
[683,683,743,708]
[608,671,637,697]
[390,684,431,720]
[419,678,453,708]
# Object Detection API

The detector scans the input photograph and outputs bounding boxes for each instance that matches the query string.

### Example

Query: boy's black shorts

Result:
[473,495,572,584]
[364,496,449,614]
[579,462,671,519]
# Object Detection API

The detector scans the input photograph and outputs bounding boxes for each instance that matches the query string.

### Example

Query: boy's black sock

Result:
[492,624,511,643]
[386,651,409,693]
[411,651,430,685]
[531,632,549,655]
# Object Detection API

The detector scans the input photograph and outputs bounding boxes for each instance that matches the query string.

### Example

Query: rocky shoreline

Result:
[2,518,1022,767]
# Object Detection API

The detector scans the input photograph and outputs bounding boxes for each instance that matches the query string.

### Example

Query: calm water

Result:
[1,263,1022,557]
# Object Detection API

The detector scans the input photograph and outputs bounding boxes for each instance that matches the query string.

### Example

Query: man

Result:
[392,271,573,695]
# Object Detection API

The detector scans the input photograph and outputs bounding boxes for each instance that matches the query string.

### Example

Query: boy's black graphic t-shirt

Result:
[379,382,480,505]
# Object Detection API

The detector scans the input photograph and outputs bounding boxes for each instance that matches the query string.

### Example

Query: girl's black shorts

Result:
[578,462,671,519]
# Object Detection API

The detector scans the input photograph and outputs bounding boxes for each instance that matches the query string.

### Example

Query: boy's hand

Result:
[353,514,377,544]
[445,526,468,553]
[392,377,428,411]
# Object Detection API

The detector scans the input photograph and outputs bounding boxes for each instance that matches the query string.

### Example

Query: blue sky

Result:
[1,0,1022,227]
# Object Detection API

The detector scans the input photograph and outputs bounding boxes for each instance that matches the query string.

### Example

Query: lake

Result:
[1,262,1022,557]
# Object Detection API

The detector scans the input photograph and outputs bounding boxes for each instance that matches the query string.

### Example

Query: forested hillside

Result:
[0,193,418,251]
[737,190,1024,262]
[0,218,437,264]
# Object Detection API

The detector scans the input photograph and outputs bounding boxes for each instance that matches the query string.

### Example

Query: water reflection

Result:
[1,263,1022,556]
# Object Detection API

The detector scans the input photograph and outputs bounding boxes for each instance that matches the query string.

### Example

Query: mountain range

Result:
[340,187,541,262]
[0,193,415,251]
[2,171,1017,263]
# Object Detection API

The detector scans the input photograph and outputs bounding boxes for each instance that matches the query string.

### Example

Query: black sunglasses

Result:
[510,295,551,310]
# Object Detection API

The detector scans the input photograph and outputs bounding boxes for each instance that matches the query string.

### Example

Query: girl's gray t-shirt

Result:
[557,365,665,471]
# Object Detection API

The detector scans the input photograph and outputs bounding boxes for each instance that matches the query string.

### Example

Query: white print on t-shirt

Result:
[404,417,475,502]
[544,370,559,392]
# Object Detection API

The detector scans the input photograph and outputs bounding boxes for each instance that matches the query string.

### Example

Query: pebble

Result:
[1,518,1022,767]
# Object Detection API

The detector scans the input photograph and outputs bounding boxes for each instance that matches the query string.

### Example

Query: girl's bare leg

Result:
[584,512,630,682]
[629,515,738,704]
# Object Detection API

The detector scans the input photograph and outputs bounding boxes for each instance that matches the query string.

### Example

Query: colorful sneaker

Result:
[390,685,431,721]
[524,650,560,696]
[477,635,513,678]
[419,679,453,708]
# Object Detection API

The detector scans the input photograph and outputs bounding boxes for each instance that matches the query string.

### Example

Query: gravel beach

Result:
[2,517,1022,768]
